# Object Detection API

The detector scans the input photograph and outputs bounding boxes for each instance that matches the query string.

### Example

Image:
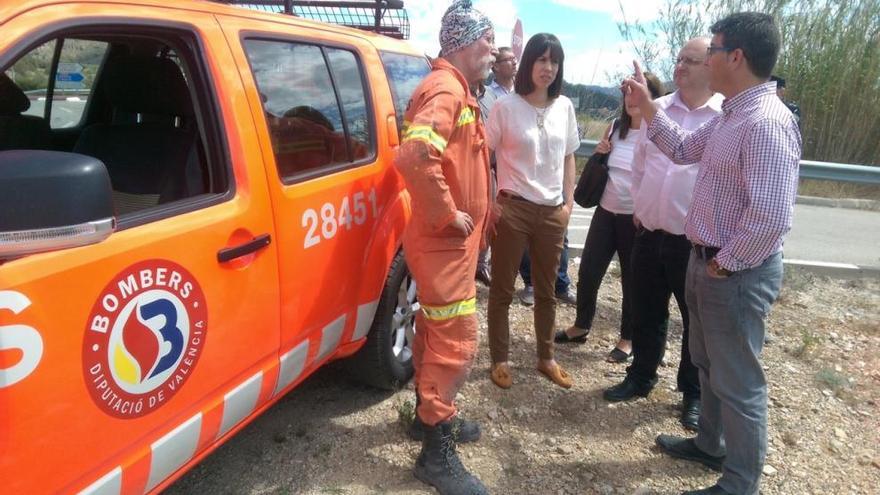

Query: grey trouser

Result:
[686,251,783,495]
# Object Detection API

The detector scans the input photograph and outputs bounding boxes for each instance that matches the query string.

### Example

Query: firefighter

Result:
[393,1,495,493]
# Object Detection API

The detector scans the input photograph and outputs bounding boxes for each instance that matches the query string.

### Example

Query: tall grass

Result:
[618,0,880,166]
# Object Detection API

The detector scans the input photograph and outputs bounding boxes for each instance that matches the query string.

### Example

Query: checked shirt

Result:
[647,82,802,271]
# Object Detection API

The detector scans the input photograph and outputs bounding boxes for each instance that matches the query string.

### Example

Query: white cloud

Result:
[565,42,638,86]
[549,0,667,23]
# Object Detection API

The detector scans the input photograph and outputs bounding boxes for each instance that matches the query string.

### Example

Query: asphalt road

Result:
[567,202,880,270]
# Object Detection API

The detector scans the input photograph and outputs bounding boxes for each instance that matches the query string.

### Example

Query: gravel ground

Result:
[167,263,879,495]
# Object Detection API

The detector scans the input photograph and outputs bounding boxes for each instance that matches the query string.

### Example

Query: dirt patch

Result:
[167,265,879,495]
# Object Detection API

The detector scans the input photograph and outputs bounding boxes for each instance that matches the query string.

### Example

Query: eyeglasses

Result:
[675,56,704,66]
[706,45,734,56]
[495,58,516,64]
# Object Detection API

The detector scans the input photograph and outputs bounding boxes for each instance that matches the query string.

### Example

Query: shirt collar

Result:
[721,81,776,115]
[669,91,724,113]
[434,58,478,106]
[489,80,511,94]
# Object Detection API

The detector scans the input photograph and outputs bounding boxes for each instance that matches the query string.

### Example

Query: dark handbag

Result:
[573,151,609,208]
[573,119,619,208]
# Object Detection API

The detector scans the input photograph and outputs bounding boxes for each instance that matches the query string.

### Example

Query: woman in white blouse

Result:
[485,33,580,389]
[554,72,663,363]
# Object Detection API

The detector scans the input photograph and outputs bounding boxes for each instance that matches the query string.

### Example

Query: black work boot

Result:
[409,390,481,443]
[409,414,481,443]
[413,421,488,495]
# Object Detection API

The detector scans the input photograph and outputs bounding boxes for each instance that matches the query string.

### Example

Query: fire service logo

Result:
[83,260,207,418]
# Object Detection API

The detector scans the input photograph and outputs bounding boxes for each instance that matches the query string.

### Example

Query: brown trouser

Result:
[488,194,567,362]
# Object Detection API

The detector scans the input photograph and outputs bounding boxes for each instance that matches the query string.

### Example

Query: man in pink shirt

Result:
[603,37,722,433]
[622,12,801,495]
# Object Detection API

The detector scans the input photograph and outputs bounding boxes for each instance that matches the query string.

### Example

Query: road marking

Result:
[566,247,865,273]
[783,259,861,270]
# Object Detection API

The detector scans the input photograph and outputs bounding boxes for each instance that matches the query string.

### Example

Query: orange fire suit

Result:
[394,58,491,426]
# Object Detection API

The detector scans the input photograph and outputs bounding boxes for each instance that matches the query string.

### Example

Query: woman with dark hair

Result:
[485,33,580,389]
[555,72,663,363]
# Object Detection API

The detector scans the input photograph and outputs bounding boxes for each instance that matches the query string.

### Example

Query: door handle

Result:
[217,234,271,263]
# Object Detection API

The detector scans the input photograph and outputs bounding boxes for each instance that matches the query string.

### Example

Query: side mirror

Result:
[0,150,115,260]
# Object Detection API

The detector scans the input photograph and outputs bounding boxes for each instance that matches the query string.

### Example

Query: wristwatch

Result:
[708,257,732,277]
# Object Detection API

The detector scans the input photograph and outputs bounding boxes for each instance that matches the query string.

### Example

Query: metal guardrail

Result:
[575,139,880,185]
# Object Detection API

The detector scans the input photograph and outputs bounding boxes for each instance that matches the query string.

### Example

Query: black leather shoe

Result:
[554,328,589,344]
[681,485,733,495]
[680,396,701,432]
[475,266,491,286]
[655,434,724,472]
[602,378,651,402]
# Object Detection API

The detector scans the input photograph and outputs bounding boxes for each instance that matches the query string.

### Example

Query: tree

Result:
[617,0,880,166]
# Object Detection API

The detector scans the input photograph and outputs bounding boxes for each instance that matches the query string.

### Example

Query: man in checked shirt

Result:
[621,12,801,495]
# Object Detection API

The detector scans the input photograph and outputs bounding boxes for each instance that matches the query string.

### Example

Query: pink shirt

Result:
[648,82,802,271]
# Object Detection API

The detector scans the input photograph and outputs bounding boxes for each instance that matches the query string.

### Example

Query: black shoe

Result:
[413,421,488,495]
[681,485,733,495]
[555,288,577,305]
[605,347,631,363]
[680,396,701,432]
[554,328,589,344]
[603,378,651,402]
[409,414,481,443]
[475,266,491,286]
[655,434,724,472]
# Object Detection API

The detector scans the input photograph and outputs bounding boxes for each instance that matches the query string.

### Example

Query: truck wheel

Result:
[346,251,417,390]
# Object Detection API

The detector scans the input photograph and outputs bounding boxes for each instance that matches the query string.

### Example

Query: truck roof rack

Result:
[210,1,410,39]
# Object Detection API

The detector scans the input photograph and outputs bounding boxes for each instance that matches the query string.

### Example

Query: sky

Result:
[406,0,669,86]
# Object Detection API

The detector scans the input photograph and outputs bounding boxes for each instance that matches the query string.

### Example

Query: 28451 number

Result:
[302,188,378,249]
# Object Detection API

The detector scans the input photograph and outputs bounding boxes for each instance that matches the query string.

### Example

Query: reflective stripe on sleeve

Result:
[402,125,448,153]
[456,107,475,127]
[421,297,476,321]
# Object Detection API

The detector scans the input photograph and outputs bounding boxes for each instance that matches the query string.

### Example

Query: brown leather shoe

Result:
[490,363,512,389]
[537,362,572,389]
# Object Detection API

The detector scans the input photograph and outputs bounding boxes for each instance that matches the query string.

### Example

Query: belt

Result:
[498,190,529,202]
[693,244,720,260]
[643,227,684,237]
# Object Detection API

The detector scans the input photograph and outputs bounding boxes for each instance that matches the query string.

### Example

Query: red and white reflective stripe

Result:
[145,413,202,493]
[218,372,263,438]
[274,340,309,397]
[78,467,121,495]
[351,300,379,341]
[317,314,346,362]
[81,298,382,494]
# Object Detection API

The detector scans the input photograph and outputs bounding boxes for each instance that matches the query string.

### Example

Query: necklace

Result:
[535,102,551,131]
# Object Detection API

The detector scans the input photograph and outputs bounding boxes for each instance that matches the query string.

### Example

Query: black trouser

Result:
[626,227,700,399]
[574,205,635,339]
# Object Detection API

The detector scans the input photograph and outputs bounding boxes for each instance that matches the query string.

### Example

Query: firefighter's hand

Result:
[447,210,475,237]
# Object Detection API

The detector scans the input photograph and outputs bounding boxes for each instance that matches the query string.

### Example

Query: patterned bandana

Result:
[439,0,493,57]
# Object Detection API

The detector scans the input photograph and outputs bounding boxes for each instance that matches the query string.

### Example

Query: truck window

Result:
[325,47,373,162]
[1,31,229,221]
[243,39,373,181]
[5,40,55,122]
[379,51,431,134]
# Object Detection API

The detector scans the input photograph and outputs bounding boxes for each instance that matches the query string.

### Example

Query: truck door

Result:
[0,7,280,493]
[219,18,398,379]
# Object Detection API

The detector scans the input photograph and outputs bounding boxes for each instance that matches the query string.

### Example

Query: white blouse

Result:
[486,94,580,206]
[600,126,641,214]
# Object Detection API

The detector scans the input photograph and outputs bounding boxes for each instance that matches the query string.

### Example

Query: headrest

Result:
[102,56,193,116]
[0,73,30,115]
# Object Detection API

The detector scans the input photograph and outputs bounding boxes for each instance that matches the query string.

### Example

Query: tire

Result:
[345,251,417,390]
